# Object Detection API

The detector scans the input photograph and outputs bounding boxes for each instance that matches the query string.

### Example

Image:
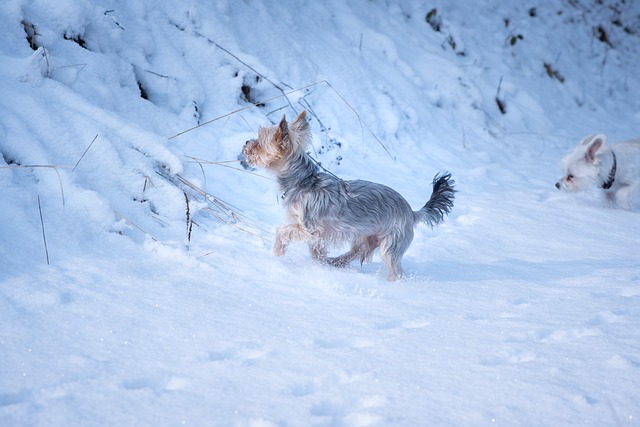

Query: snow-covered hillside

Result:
[1,0,639,425]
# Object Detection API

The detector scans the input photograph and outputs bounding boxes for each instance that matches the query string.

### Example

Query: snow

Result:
[1,0,639,425]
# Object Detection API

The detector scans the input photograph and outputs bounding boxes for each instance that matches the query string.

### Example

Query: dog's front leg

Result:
[309,240,327,262]
[273,223,313,256]
[614,185,636,210]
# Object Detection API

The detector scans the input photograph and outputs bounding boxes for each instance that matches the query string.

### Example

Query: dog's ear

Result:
[290,110,308,132]
[278,114,289,136]
[584,134,606,163]
[289,110,311,148]
[275,114,290,147]
[579,134,596,145]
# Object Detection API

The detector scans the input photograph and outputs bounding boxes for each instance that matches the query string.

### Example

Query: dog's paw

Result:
[273,242,286,256]
[326,256,350,268]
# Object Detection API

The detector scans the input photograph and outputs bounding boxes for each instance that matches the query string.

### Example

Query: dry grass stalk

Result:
[167,80,393,159]
[184,191,193,248]
[112,210,159,241]
[2,164,68,206]
[37,195,50,265]
[185,156,274,181]
[72,134,99,172]
[156,164,271,244]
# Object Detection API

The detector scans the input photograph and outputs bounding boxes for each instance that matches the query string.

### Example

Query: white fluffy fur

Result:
[556,134,640,209]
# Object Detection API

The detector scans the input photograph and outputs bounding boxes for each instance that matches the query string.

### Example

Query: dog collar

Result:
[601,151,617,189]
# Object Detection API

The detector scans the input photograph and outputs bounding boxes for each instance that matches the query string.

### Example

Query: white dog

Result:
[556,134,640,209]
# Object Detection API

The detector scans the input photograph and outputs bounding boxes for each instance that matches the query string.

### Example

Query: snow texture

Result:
[1,0,639,425]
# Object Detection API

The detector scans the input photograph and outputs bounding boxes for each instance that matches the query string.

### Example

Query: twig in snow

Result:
[1,164,68,206]
[236,114,255,134]
[104,10,125,30]
[143,176,152,192]
[184,191,193,248]
[42,48,51,78]
[495,76,507,114]
[57,63,88,73]
[112,210,158,241]
[461,128,467,150]
[72,134,99,172]
[322,79,395,161]
[168,80,394,160]
[0,164,71,170]
[172,21,293,105]
[37,195,50,265]
[185,156,274,181]
[155,165,272,243]
[207,40,293,94]
[168,81,322,140]
[145,69,172,79]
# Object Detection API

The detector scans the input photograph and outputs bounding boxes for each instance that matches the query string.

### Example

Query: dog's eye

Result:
[567,174,574,180]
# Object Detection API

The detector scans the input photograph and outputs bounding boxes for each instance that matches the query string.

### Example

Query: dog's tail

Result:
[414,172,455,228]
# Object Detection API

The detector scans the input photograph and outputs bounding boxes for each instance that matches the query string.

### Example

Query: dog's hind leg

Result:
[327,236,380,268]
[327,245,363,267]
[309,241,327,261]
[379,232,412,281]
[359,235,380,265]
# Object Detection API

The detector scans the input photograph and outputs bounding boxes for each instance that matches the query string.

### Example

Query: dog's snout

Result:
[555,182,561,189]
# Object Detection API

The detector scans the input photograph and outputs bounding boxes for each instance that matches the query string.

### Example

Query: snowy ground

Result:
[1,0,639,425]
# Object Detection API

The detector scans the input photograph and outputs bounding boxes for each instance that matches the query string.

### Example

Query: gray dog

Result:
[242,110,455,280]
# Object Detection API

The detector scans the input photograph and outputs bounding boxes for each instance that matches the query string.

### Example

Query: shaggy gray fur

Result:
[242,110,455,280]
